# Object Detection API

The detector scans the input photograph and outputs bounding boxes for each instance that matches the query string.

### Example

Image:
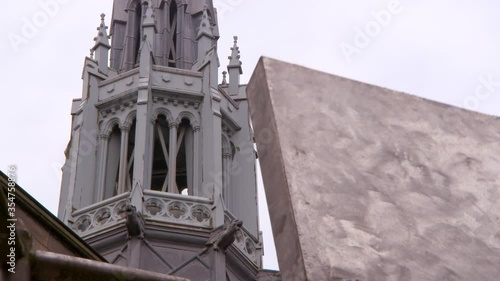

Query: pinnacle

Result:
[228,36,242,72]
[93,13,110,49]
[197,8,213,38]
[222,71,228,85]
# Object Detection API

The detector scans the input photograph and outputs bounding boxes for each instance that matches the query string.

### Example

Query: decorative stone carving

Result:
[126,77,134,86]
[235,229,244,243]
[73,215,92,233]
[142,191,213,228]
[71,197,130,237]
[144,198,165,216]
[167,201,188,219]
[162,74,171,82]
[191,205,211,222]
[113,201,128,220]
[94,208,111,226]
[245,238,256,255]
[107,84,115,93]
[224,211,261,267]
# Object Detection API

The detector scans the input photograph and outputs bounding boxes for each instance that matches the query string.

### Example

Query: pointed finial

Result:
[222,71,228,85]
[197,8,213,38]
[93,13,110,48]
[227,36,242,73]
[90,49,94,60]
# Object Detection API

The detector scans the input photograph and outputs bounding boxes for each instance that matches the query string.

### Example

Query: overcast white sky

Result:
[2,0,500,272]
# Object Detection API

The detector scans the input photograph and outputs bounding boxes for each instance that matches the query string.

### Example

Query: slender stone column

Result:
[96,134,110,201]
[167,122,178,193]
[118,125,130,194]
[192,126,200,196]
[145,118,157,191]
[212,250,226,281]
[222,152,232,209]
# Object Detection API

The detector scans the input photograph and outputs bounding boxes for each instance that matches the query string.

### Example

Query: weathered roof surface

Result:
[0,171,106,263]
[248,57,500,281]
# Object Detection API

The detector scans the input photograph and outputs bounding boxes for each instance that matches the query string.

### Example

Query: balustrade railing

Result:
[70,192,130,238]
[69,190,259,268]
[142,190,213,228]
[225,211,263,268]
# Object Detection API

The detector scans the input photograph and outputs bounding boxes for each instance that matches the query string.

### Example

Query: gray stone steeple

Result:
[58,1,263,280]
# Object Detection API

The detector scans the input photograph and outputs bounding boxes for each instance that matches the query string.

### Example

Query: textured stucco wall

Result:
[248,57,500,281]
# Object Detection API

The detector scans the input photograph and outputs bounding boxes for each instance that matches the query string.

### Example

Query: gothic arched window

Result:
[150,113,197,196]
[125,119,136,192]
[221,136,232,207]
[176,118,194,195]
[103,125,121,199]
[151,115,170,191]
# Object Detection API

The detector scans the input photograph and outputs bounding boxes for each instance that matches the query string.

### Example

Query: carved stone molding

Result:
[71,197,130,237]
[143,191,213,228]
[224,211,262,267]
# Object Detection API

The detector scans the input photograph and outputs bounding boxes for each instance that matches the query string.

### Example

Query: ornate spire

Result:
[93,13,110,49]
[227,36,242,95]
[227,36,242,74]
[92,13,110,74]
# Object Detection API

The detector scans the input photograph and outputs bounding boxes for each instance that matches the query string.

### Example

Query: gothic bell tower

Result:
[57,1,263,279]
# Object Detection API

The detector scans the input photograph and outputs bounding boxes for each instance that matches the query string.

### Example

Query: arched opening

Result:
[176,119,194,195]
[103,125,121,199]
[167,0,178,67]
[151,115,170,191]
[222,136,232,206]
[125,119,136,192]
[150,115,196,195]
